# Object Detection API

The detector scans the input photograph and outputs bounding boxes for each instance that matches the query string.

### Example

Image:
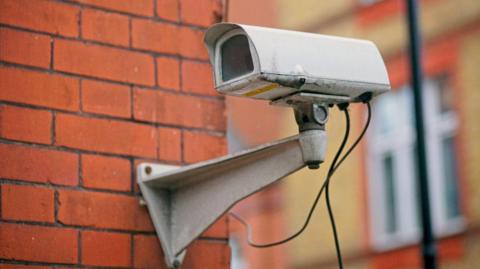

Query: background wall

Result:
[0,0,230,268]
[226,1,480,269]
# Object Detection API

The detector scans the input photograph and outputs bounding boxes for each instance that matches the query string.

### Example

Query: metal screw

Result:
[145,166,152,175]
[312,104,328,124]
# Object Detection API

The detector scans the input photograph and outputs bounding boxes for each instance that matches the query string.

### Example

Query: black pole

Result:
[405,0,438,268]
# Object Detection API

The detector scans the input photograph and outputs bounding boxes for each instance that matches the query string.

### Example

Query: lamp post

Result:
[405,0,438,268]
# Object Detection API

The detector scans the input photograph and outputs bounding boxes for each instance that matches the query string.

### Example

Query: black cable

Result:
[324,107,350,269]
[333,103,372,172]
[229,102,372,252]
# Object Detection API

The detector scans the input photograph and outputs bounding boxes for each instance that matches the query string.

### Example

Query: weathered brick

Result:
[81,8,129,46]
[1,184,55,223]
[133,89,225,131]
[133,234,166,269]
[132,19,208,59]
[182,60,217,96]
[157,0,179,21]
[73,0,154,16]
[183,240,230,269]
[0,105,52,144]
[0,27,51,68]
[158,127,181,162]
[58,189,153,231]
[0,223,78,263]
[56,113,157,158]
[81,230,131,267]
[0,143,78,186]
[0,67,80,111]
[157,57,180,90]
[0,0,79,37]
[0,265,50,269]
[82,80,131,118]
[131,19,178,54]
[183,131,227,163]
[201,215,228,239]
[178,27,208,59]
[180,0,222,27]
[82,154,131,192]
[54,39,155,86]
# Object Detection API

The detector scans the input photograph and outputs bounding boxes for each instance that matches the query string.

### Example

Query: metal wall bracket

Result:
[137,130,327,268]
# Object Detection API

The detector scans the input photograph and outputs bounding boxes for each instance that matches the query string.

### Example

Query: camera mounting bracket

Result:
[137,101,329,268]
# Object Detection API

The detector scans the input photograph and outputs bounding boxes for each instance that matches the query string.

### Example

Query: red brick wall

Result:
[0,0,229,268]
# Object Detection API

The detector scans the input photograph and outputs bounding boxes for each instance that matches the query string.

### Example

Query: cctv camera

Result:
[204,23,390,106]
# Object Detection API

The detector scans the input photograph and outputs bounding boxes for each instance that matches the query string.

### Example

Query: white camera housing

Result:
[204,23,391,105]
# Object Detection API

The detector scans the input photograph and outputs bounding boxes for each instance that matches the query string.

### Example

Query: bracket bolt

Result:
[312,104,328,124]
[145,166,152,175]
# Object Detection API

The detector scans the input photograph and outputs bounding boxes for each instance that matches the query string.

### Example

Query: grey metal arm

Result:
[137,129,327,268]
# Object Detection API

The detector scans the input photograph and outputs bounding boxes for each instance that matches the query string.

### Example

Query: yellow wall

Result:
[460,32,480,224]
[278,0,353,31]
[277,0,480,268]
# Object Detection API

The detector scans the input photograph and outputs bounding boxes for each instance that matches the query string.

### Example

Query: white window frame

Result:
[367,77,465,250]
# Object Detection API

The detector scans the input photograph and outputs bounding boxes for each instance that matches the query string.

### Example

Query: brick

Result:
[0,105,52,144]
[0,265,50,269]
[73,0,154,16]
[81,8,129,46]
[158,127,181,162]
[131,19,178,55]
[201,215,228,239]
[133,234,167,269]
[58,189,153,231]
[183,240,230,269]
[82,80,131,118]
[157,57,180,90]
[133,89,226,131]
[81,230,131,267]
[56,113,157,158]
[178,27,208,59]
[156,0,179,21]
[82,154,131,192]
[132,19,208,59]
[0,67,80,111]
[0,27,51,68]
[183,131,227,163]
[0,143,78,186]
[1,184,54,222]
[0,0,79,37]
[181,60,217,96]
[0,223,77,263]
[180,0,222,27]
[54,39,155,86]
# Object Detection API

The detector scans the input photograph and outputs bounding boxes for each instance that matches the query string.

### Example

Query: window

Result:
[230,236,247,269]
[367,75,463,249]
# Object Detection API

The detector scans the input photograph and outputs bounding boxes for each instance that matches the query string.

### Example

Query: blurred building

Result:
[227,0,480,268]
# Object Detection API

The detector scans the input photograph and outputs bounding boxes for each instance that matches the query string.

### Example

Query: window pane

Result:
[221,35,254,81]
[403,87,415,128]
[374,93,397,135]
[230,236,247,269]
[382,153,398,234]
[410,144,421,229]
[374,87,415,137]
[436,75,454,114]
[442,136,461,219]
